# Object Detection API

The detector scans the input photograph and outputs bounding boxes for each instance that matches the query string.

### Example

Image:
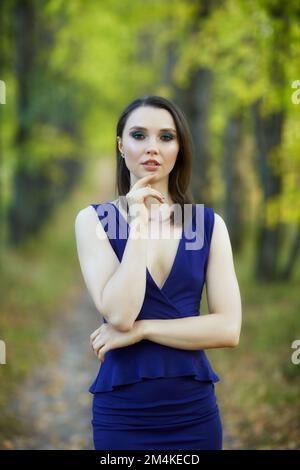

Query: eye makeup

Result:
[129,131,175,141]
[129,126,177,132]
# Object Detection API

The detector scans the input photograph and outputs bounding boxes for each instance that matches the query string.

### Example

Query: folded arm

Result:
[91,212,242,361]
[138,212,242,350]
[75,206,148,332]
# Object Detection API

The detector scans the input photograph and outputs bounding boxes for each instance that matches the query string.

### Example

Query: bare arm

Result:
[75,205,149,332]
[137,212,242,349]
[99,218,150,331]
[91,211,242,360]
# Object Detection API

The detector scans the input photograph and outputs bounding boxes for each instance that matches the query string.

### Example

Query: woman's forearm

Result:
[139,313,240,350]
[101,220,148,331]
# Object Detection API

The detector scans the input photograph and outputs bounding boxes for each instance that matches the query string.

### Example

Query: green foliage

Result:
[0,157,97,435]
[206,241,300,448]
[1,0,300,448]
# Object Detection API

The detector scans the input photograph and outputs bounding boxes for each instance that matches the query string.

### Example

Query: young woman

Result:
[75,95,242,450]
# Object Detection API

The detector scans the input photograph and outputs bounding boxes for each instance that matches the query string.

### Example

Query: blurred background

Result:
[0,0,299,450]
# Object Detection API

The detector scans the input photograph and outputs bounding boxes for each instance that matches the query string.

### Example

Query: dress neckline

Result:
[108,201,184,293]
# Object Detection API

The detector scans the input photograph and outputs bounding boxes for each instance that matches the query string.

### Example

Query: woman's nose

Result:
[145,137,159,154]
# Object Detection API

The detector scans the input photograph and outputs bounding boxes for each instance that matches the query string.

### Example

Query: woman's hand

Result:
[90,321,145,363]
[126,174,165,225]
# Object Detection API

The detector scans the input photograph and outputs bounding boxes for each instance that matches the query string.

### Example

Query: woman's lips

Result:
[142,162,161,171]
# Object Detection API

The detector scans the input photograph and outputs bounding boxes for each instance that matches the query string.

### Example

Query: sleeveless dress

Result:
[89,202,223,450]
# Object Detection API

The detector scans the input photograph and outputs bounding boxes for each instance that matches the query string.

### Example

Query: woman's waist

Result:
[108,339,207,358]
[93,376,217,412]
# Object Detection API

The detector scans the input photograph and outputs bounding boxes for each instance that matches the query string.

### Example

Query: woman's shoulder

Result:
[202,207,226,233]
[76,199,116,215]
[208,210,232,256]
[75,199,120,226]
[74,205,98,235]
[75,203,114,243]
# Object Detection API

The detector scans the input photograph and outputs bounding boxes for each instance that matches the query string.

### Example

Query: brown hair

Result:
[115,95,195,225]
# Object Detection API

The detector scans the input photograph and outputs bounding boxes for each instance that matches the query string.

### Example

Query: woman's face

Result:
[118,106,179,182]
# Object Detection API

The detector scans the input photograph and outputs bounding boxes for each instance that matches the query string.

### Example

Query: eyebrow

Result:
[129,126,177,133]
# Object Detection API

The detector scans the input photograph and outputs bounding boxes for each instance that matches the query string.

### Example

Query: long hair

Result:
[115,95,195,225]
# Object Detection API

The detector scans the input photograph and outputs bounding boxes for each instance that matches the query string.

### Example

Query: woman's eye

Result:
[161,134,174,141]
[130,132,174,141]
[131,132,144,139]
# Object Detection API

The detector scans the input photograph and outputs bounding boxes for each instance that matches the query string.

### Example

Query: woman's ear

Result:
[117,136,122,152]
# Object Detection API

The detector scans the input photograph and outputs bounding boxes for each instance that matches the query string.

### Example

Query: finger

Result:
[136,186,164,198]
[141,188,165,202]
[93,344,102,357]
[98,346,107,363]
[90,327,101,342]
[92,337,104,352]
[94,345,102,357]
[148,188,165,198]
[90,328,100,342]
[131,174,156,190]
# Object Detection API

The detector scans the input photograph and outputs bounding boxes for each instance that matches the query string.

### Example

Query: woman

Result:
[75,95,242,450]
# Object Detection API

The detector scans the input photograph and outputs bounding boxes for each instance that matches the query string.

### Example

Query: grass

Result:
[0,156,108,439]
[204,235,300,449]
[1,155,299,448]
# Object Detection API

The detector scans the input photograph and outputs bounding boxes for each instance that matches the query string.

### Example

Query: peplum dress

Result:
[88,202,222,450]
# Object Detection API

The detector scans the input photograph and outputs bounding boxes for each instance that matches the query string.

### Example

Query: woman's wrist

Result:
[134,320,149,341]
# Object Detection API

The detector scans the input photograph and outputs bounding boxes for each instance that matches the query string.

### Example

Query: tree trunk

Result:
[8,1,82,244]
[173,0,214,206]
[8,0,36,244]
[222,113,245,251]
[279,224,300,280]
[252,103,284,280]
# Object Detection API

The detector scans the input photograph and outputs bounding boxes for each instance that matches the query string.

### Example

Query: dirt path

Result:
[6,291,102,450]
[5,289,237,450]
[3,154,238,449]
[2,158,113,450]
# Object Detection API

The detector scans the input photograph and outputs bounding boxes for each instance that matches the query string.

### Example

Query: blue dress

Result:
[89,202,222,450]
